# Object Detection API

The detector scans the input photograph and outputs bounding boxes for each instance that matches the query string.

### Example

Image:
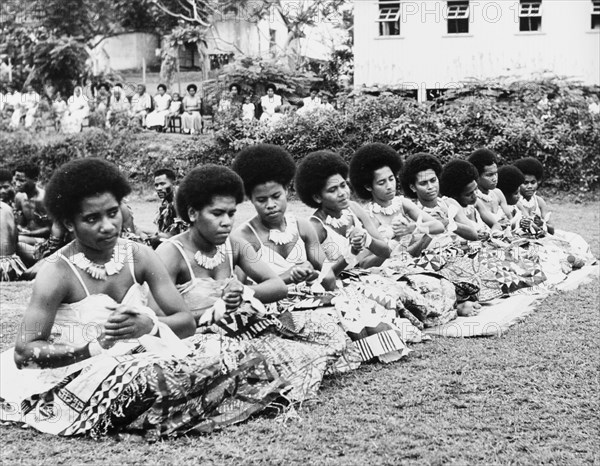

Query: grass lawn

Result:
[0,198,598,465]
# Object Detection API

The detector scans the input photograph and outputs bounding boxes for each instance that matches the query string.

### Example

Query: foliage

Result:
[1,78,598,192]
[217,55,320,101]
[31,36,90,96]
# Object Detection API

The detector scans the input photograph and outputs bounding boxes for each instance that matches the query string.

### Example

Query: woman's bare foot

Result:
[456,301,482,317]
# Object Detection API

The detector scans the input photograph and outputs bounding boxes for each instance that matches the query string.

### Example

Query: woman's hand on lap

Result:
[104,305,154,340]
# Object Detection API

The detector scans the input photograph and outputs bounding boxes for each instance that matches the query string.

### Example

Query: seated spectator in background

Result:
[242,95,255,120]
[106,84,130,128]
[147,168,188,249]
[468,148,512,226]
[129,84,152,127]
[0,201,26,281]
[164,92,183,130]
[13,164,51,266]
[260,84,282,122]
[218,83,243,117]
[10,85,40,129]
[146,84,171,131]
[217,90,232,112]
[229,83,243,107]
[320,93,335,111]
[95,83,110,114]
[513,157,554,235]
[51,92,68,130]
[297,87,321,115]
[3,84,21,118]
[62,86,90,133]
[0,169,15,207]
[181,84,202,134]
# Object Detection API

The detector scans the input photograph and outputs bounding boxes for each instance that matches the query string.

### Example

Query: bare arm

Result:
[446,198,479,241]
[14,261,88,369]
[137,245,195,338]
[403,198,445,234]
[475,199,501,231]
[536,196,554,234]
[494,189,513,219]
[232,237,287,303]
[351,202,391,259]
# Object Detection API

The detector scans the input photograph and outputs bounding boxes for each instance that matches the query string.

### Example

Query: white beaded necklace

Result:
[324,209,352,229]
[267,215,297,245]
[369,197,402,216]
[194,244,226,270]
[69,243,125,280]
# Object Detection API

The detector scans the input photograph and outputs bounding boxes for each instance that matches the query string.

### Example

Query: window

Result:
[377,1,401,36]
[269,29,277,53]
[447,1,469,34]
[519,1,542,32]
[592,0,600,29]
[209,53,234,71]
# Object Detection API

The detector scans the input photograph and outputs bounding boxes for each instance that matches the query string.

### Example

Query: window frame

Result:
[377,1,401,37]
[518,0,542,32]
[447,0,470,34]
[592,0,600,30]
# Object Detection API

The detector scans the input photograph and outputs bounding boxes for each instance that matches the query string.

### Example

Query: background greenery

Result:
[1,78,599,192]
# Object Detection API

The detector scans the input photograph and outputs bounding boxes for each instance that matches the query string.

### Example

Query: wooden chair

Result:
[168,115,182,133]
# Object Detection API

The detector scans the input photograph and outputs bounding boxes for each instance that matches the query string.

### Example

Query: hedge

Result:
[1,78,598,192]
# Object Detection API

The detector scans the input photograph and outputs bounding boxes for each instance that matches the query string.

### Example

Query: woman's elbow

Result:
[179,313,197,338]
[13,347,29,370]
[431,220,445,234]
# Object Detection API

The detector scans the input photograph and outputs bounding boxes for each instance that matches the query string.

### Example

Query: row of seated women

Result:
[0,144,595,440]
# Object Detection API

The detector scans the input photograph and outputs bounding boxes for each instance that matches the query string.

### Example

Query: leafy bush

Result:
[1,78,598,192]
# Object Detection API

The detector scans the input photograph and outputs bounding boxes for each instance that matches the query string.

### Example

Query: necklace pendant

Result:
[325,210,351,229]
[194,244,226,270]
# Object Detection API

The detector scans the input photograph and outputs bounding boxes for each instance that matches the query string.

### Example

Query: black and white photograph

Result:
[0,1,598,464]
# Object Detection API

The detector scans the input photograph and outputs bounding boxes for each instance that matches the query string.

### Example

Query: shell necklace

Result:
[369,197,402,216]
[267,215,297,245]
[194,244,226,270]
[324,209,352,229]
[69,243,125,280]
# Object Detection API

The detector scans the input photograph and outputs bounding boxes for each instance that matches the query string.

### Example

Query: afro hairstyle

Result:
[349,143,402,200]
[232,144,296,197]
[497,165,525,200]
[45,158,131,222]
[439,159,479,199]
[513,157,544,182]
[266,83,277,92]
[295,151,348,208]
[400,153,443,199]
[468,148,498,175]
[0,168,12,183]
[176,164,244,223]
[14,163,40,181]
[154,168,177,181]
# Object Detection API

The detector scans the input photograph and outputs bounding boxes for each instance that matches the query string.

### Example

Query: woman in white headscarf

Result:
[61,86,90,134]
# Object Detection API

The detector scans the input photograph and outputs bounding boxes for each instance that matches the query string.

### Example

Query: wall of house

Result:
[93,33,160,72]
[207,9,289,56]
[354,1,599,100]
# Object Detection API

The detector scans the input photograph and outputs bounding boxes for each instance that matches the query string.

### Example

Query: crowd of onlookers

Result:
[0,81,337,134]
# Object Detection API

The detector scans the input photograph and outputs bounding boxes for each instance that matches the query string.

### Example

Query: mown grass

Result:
[0,199,598,465]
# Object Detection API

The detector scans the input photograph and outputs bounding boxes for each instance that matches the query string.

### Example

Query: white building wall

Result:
[354,0,600,99]
[93,33,160,71]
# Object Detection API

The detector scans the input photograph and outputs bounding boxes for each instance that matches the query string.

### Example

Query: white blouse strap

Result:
[167,239,195,281]
[225,238,235,276]
[245,222,263,245]
[58,253,91,297]
[125,241,137,283]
